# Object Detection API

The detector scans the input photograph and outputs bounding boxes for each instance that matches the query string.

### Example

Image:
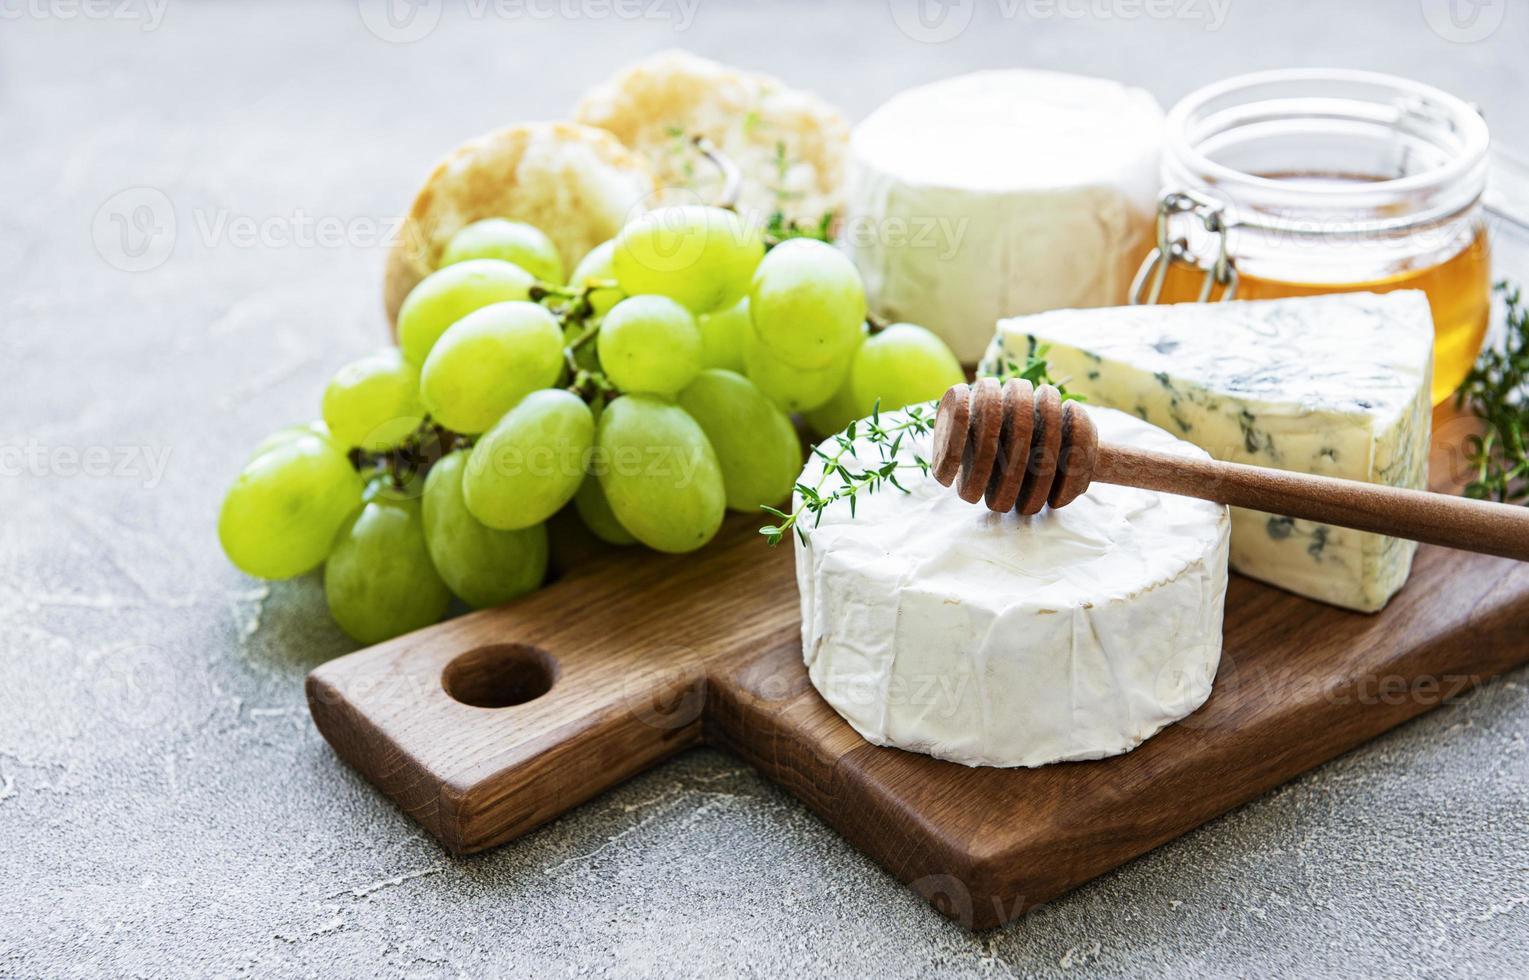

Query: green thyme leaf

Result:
[1456,281,1529,504]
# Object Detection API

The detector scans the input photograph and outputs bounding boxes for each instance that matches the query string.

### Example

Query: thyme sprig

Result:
[991,343,1085,402]
[760,403,936,546]
[758,348,1076,546]
[763,208,834,248]
[1456,281,1529,502]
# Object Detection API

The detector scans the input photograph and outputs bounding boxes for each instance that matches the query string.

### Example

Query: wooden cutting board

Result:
[306,435,1529,930]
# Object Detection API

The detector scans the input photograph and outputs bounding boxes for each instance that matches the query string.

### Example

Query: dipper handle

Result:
[931,381,1529,562]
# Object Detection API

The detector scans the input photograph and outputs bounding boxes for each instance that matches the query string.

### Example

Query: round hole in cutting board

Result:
[441,644,558,708]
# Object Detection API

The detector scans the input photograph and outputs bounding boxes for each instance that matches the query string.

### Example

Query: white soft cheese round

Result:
[794,405,1230,768]
[842,70,1164,362]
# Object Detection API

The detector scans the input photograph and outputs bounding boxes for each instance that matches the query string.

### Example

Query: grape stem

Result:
[566,320,601,353]
[560,316,621,403]
[760,404,935,547]
[534,278,616,325]
[866,311,891,334]
[534,278,624,403]
[349,421,464,489]
[693,135,742,211]
[565,368,616,404]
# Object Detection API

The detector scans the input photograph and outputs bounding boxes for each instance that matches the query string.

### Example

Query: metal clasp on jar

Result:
[1129,190,1240,305]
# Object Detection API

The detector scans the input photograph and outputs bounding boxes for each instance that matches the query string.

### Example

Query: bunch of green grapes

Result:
[219,204,964,646]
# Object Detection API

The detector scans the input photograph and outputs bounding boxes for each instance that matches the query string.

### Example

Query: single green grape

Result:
[325,492,451,645]
[612,205,763,314]
[422,450,548,609]
[677,369,801,513]
[742,325,848,413]
[439,218,564,285]
[850,323,965,415]
[597,295,702,397]
[218,435,363,580]
[464,388,595,530]
[573,473,638,546]
[569,239,624,319]
[749,239,866,370]
[594,394,725,553]
[249,420,334,461]
[419,301,563,434]
[322,347,425,451]
[698,297,749,373]
[397,259,534,365]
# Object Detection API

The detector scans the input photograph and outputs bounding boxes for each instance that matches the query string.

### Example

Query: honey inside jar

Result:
[1149,72,1493,405]
[1156,174,1492,405]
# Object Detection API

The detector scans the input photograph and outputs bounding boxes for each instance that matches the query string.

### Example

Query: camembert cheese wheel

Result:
[842,70,1164,362]
[795,405,1230,768]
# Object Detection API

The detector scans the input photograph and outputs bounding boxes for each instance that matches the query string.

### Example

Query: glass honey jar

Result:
[1134,69,1492,405]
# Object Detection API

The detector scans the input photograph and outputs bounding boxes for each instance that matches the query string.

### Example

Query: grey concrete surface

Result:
[3,1,1528,976]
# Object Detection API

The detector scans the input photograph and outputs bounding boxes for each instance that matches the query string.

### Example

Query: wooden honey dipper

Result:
[931,378,1529,562]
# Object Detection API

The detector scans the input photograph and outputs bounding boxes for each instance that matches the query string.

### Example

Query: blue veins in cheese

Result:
[979,291,1435,613]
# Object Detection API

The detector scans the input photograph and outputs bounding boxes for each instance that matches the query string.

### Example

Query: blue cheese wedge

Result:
[979,292,1434,613]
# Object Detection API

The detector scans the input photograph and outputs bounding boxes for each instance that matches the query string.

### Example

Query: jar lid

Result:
[1163,68,1490,234]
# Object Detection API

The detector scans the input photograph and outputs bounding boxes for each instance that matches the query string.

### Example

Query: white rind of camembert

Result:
[981,292,1434,613]
[794,406,1230,769]
[842,70,1164,362]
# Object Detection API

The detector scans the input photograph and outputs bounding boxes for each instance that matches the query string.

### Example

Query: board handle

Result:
[305,615,712,854]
